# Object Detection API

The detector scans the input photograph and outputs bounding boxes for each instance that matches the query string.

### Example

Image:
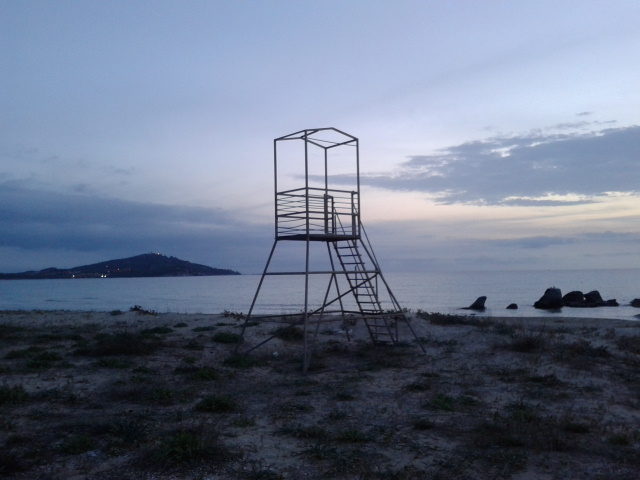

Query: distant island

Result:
[0,253,240,279]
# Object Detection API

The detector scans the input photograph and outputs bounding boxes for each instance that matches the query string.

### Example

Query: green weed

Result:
[0,384,28,405]
[141,326,173,335]
[76,332,162,356]
[195,395,239,413]
[149,428,234,467]
[272,325,304,342]
[213,331,242,344]
[192,326,216,332]
[60,434,95,455]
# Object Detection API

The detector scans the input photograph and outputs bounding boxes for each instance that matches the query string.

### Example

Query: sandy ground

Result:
[1,309,639,479]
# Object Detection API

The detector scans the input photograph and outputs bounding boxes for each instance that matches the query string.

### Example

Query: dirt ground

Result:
[1,309,639,479]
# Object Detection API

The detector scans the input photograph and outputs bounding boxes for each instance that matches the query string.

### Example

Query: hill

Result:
[0,253,240,279]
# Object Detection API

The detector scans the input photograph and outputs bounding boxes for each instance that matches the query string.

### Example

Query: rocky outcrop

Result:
[584,290,604,306]
[534,287,563,310]
[562,291,585,307]
[630,299,640,308]
[463,296,487,311]
[558,290,619,308]
[506,303,518,310]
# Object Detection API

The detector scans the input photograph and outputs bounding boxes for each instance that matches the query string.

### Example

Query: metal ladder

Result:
[332,239,399,344]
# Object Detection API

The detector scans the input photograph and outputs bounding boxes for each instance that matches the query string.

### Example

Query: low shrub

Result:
[411,417,436,430]
[334,428,371,443]
[507,335,546,353]
[60,434,95,455]
[195,395,239,413]
[425,394,455,411]
[272,325,304,342]
[141,326,173,335]
[212,331,242,344]
[223,354,259,368]
[148,428,234,467]
[76,332,162,356]
[102,417,148,448]
[192,326,216,332]
[0,384,28,405]
[616,335,640,355]
[26,351,62,369]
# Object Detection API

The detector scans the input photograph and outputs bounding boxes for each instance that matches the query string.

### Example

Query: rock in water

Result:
[506,303,518,310]
[602,299,619,307]
[464,296,487,311]
[562,291,585,307]
[584,290,604,307]
[534,287,563,310]
[630,298,640,308]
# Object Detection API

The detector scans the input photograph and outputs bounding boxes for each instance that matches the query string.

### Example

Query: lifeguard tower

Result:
[238,128,423,369]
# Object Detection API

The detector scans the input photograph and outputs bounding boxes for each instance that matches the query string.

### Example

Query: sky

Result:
[1,0,639,273]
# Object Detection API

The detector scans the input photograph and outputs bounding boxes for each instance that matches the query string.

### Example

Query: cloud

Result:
[331,125,640,206]
[482,231,640,250]
[0,184,270,272]
[487,236,578,249]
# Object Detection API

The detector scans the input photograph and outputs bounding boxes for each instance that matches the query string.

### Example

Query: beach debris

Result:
[463,296,486,311]
[506,303,518,310]
[130,305,157,315]
[222,310,245,320]
[631,298,640,307]
[534,287,563,310]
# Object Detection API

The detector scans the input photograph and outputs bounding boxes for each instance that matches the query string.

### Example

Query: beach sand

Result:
[1,309,639,479]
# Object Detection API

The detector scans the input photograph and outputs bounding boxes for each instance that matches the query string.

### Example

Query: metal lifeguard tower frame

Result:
[238,128,423,369]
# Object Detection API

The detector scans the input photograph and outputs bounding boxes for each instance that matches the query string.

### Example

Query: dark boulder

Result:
[602,299,619,307]
[534,287,563,310]
[562,291,585,307]
[463,296,487,311]
[631,298,640,308]
[584,290,604,307]
[506,303,518,310]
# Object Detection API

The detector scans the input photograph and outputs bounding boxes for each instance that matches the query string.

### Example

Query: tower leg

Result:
[302,237,311,373]
[236,240,278,353]
[304,271,337,373]
[327,242,350,341]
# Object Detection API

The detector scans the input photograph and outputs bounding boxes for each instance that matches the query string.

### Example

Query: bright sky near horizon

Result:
[1,0,639,273]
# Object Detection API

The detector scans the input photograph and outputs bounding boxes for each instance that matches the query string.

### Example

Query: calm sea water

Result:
[1,269,639,321]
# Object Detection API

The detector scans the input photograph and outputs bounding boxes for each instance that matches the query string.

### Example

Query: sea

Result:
[1,269,639,321]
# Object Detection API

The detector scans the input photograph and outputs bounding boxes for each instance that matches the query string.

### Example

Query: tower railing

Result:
[276,187,359,240]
